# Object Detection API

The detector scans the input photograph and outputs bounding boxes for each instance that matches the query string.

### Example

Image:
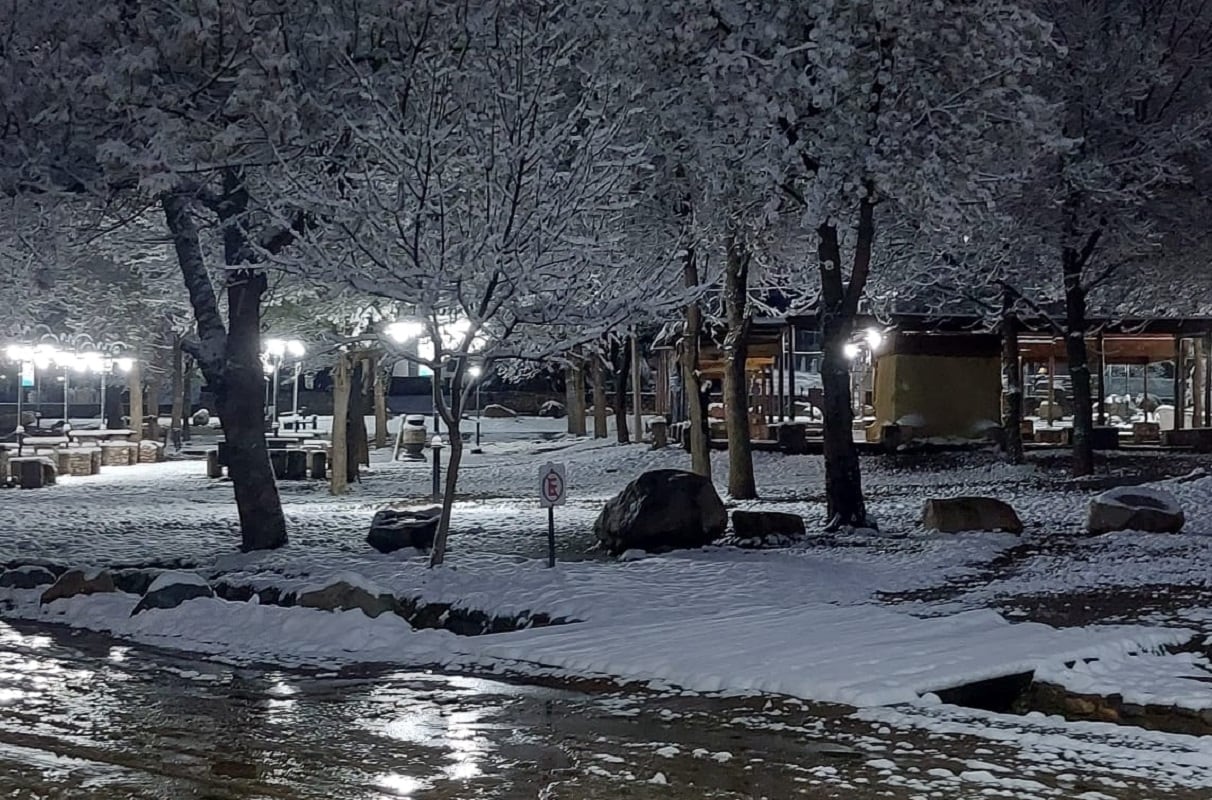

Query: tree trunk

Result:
[429,355,470,568]
[565,352,587,436]
[373,356,388,449]
[330,353,350,495]
[346,357,370,482]
[681,248,710,476]
[181,357,193,442]
[816,208,873,530]
[162,189,287,551]
[145,366,165,443]
[820,321,866,528]
[612,339,631,445]
[104,377,123,431]
[1063,248,1095,477]
[1000,287,1024,465]
[722,232,756,499]
[169,337,185,440]
[592,354,608,438]
[128,360,143,442]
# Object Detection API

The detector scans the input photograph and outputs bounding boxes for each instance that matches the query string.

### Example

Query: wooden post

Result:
[330,353,350,495]
[1047,352,1056,425]
[1194,337,1205,428]
[787,323,797,420]
[128,359,144,442]
[169,338,185,438]
[1175,336,1186,430]
[1143,358,1150,421]
[1096,333,1106,426]
[631,331,643,442]
[373,353,388,449]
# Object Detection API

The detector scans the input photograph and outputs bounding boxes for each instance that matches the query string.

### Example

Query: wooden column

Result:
[1194,337,1205,428]
[1047,352,1056,425]
[128,359,144,442]
[1096,333,1106,426]
[777,333,787,422]
[330,353,350,495]
[787,323,797,420]
[1175,336,1186,430]
[1205,333,1212,426]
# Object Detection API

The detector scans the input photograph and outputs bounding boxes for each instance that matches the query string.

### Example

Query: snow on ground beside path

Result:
[473,605,1190,706]
[1036,651,1212,710]
[858,701,1212,791]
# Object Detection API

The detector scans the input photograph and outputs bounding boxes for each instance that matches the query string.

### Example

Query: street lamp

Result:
[261,337,305,425]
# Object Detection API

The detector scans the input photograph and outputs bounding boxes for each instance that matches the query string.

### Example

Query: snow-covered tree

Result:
[278,1,681,564]
[1008,0,1212,476]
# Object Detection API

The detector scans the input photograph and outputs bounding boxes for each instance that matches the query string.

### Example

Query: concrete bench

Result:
[9,456,56,488]
[1161,427,1212,451]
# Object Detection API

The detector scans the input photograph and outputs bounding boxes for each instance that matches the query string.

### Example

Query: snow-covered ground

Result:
[5,422,1212,794]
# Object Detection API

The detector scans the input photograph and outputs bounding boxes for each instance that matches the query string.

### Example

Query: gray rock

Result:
[538,400,566,418]
[296,581,398,618]
[921,497,1023,534]
[131,572,214,615]
[40,569,117,604]
[367,507,441,553]
[0,565,57,589]
[1088,486,1184,534]
[112,568,162,595]
[594,469,727,555]
[731,510,806,541]
[191,408,211,426]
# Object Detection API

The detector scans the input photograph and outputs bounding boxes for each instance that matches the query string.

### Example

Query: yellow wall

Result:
[868,354,1001,442]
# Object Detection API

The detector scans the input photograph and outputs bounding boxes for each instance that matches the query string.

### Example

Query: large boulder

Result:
[131,571,214,615]
[594,469,727,555]
[731,510,806,542]
[295,577,398,619]
[1088,486,1184,535]
[921,497,1023,534]
[191,408,211,427]
[538,400,566,418]
[0,565,57,590]
[367,507,441,553]
[40,569,116,604]
[482,404,517,419]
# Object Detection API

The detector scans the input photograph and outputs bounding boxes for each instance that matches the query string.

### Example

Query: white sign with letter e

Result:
[539,462,567,508]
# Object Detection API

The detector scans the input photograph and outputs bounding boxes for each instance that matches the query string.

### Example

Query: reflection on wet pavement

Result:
[1,619,1209,800]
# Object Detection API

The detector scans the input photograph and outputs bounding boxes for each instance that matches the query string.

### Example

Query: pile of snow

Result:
[1037,651,1212,710]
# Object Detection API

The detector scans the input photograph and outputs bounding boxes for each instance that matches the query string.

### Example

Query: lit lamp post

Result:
[843,329,884,419]
[384,319,433,430]
[5,344,34,434]
[262,338,305,425]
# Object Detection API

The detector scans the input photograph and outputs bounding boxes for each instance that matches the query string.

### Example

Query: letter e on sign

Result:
[539,462,567,508]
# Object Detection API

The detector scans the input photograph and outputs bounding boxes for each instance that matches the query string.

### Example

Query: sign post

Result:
[538,462,567,568]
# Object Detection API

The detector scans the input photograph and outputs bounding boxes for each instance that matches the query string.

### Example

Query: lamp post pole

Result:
[62,365,69,426]
[292,362,302,420]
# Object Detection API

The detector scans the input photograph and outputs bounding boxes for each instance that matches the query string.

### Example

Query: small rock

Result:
[1087,486,1184,534]
[40,569,116,605]
[295,580,398,619]
[481,404,517,419]
[191,408,211,427]
[367,507,441,553]
[537,400,566,418]
[731,510,806,540]
[131,571,214,615]
[921,497,1023,534]
[0,566,57,590]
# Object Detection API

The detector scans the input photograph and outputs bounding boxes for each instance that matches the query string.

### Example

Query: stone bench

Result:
[9,456,57,488]
[54,447,102,476]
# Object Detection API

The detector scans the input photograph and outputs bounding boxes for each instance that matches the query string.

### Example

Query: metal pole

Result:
[271,359,280,422]
[292,362,302,420]
[432,372,440,434]
[63,367,69,426]
[15,364,23,433]
[99,369,106,428]
[431,443,442,499]
[475,382,482,447]
[547,506,556,568]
